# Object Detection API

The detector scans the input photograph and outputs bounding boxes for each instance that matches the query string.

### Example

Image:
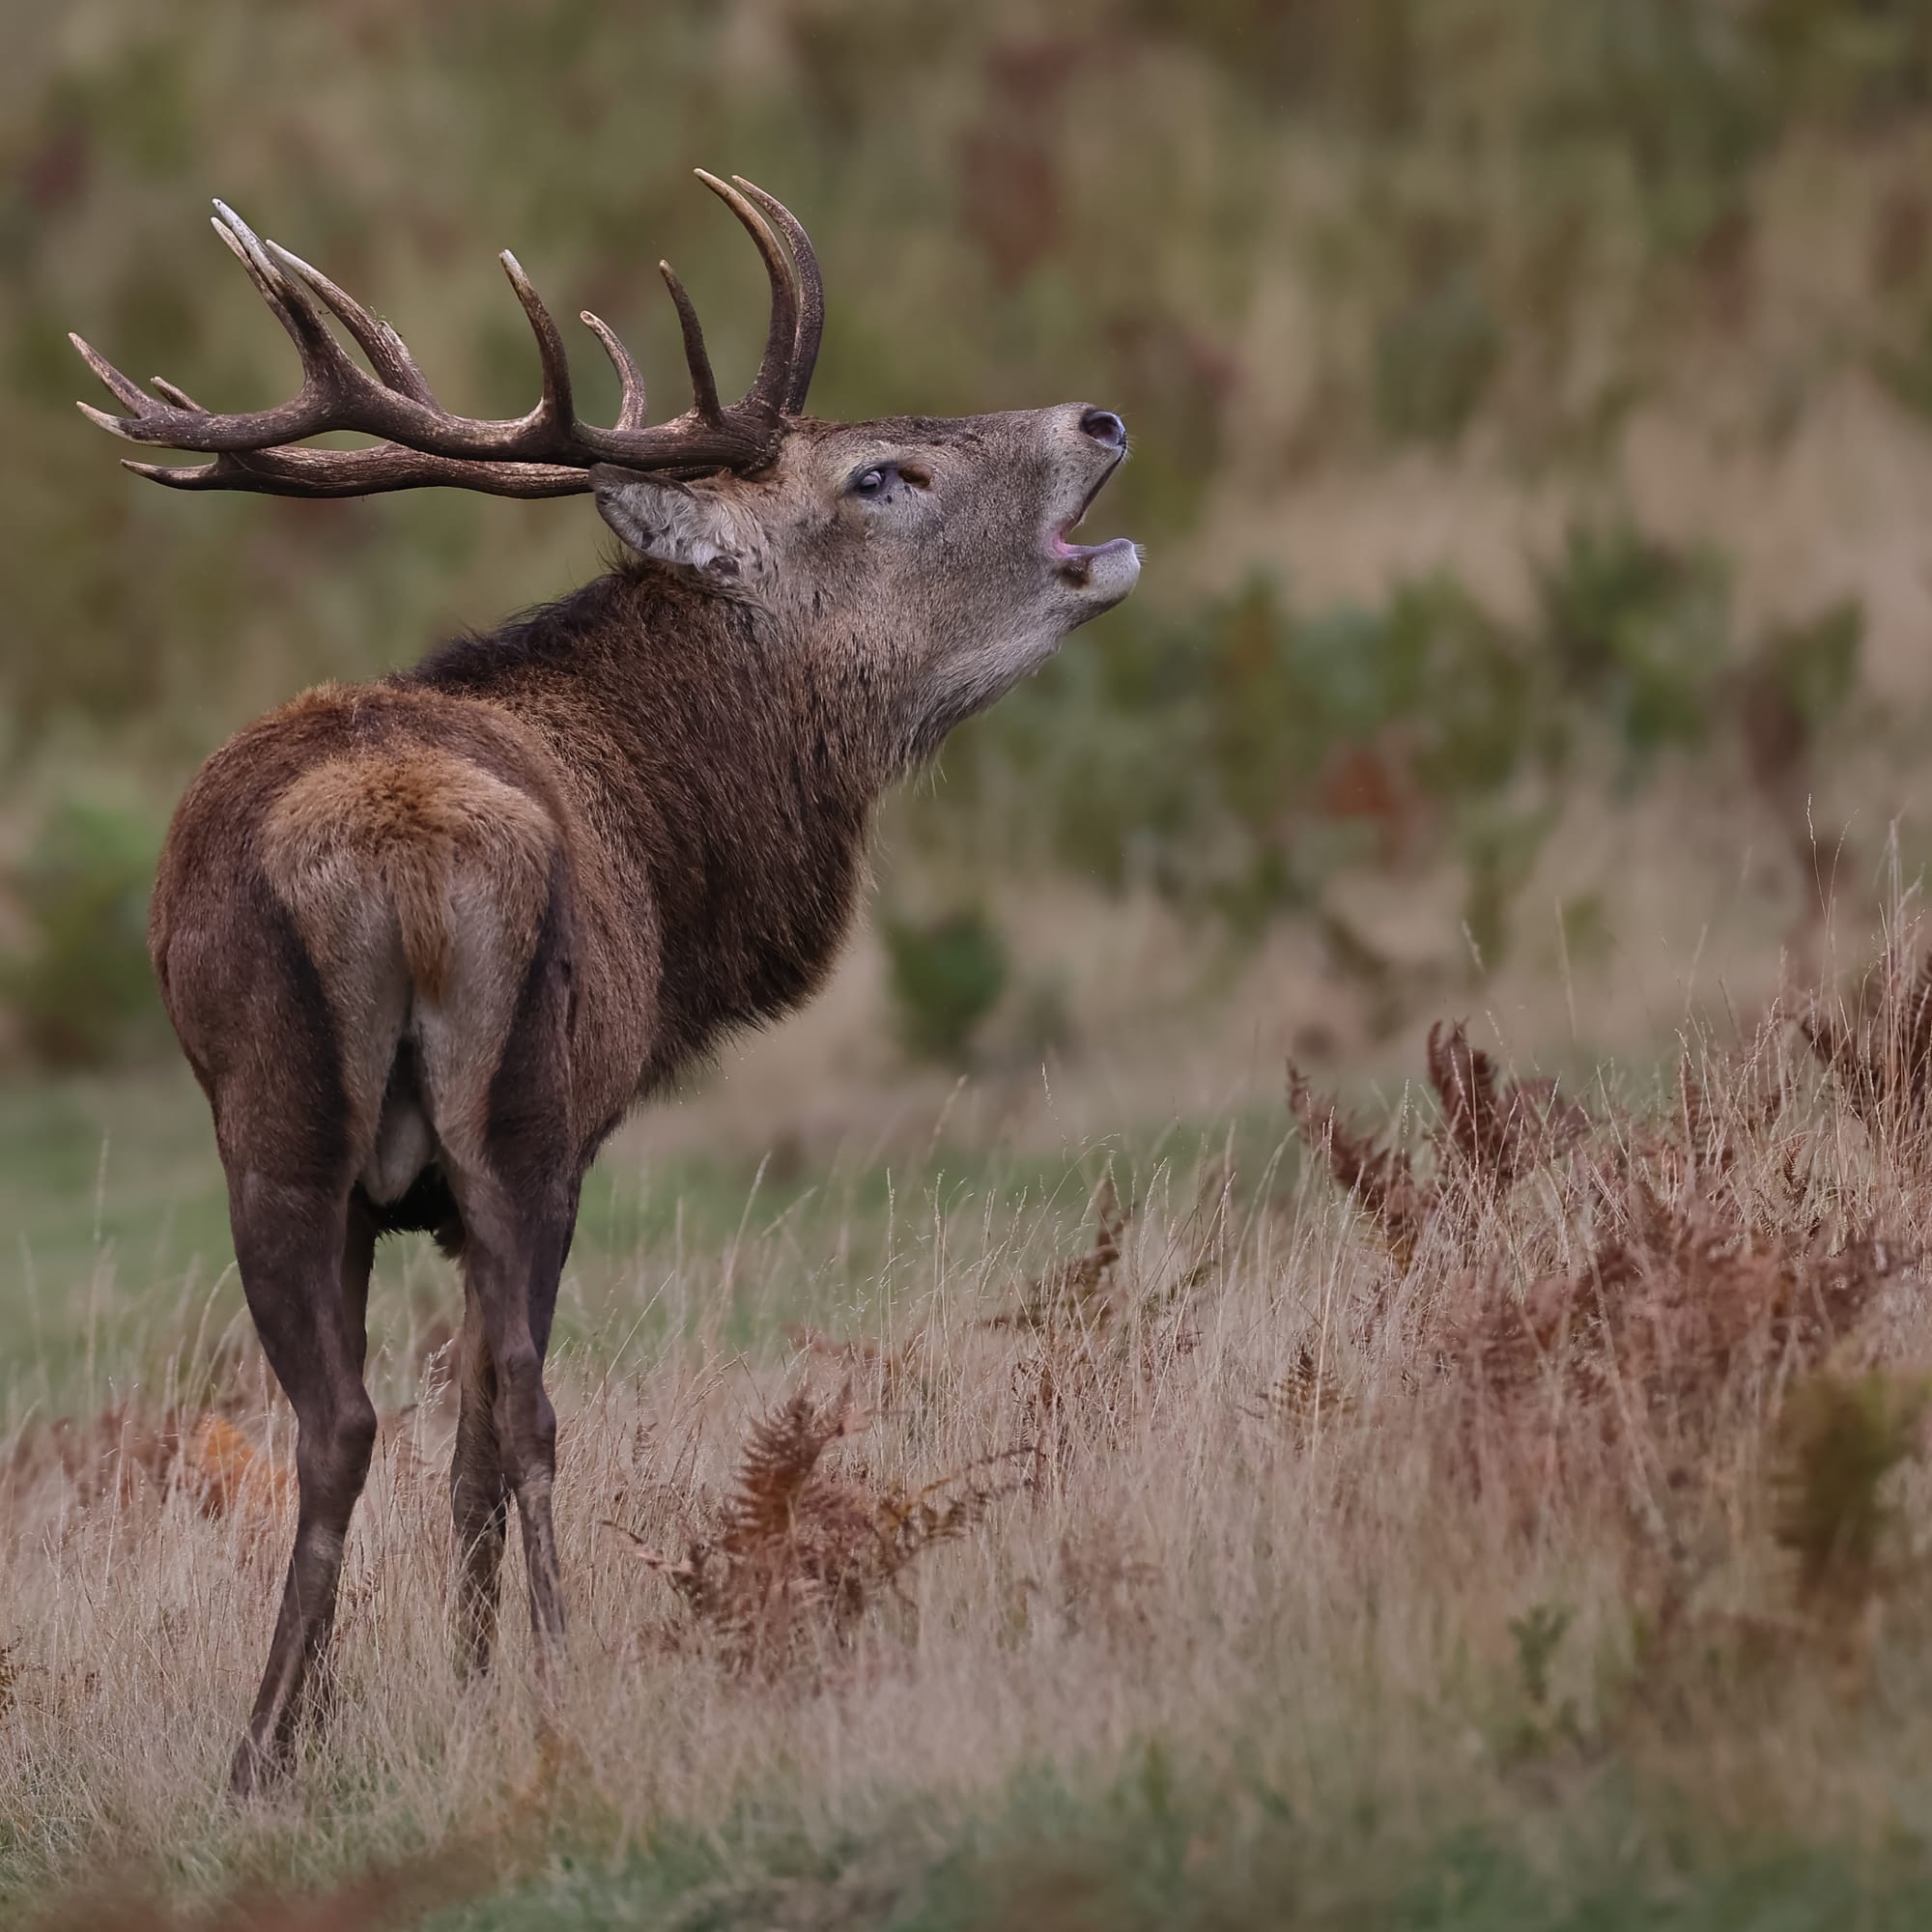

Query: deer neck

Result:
[409,571,892,1072]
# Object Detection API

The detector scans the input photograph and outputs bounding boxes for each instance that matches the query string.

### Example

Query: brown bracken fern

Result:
[613,1384,1007,1677]
[1289,1019,1585,1257]
[1442,1183,1902,1499]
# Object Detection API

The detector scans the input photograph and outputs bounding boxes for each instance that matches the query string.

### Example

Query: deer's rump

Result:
[262,741,562,1200]
[152,686,576,1210]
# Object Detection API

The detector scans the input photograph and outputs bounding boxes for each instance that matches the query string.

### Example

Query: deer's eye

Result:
[848,464,894,497]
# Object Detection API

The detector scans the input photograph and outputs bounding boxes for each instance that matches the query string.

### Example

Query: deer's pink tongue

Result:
[1054,526,1135,559]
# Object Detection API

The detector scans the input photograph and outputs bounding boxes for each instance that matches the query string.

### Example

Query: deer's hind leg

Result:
[418,870,581,1681]
[448,1171,580,1675]
[190,880,404,1796]
[226,1171,379,1795]
[450,1281,511,1677]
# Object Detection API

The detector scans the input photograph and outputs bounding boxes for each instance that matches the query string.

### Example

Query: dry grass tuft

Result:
[996,1179,1129,1331]
[1801,942,1932,1135]
[7,1404,290,1527]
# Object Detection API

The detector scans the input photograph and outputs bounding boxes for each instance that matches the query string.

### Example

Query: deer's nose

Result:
[1080,409,1127,450]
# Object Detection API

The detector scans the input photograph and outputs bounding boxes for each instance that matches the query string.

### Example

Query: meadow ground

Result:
[11,938,1932,1929]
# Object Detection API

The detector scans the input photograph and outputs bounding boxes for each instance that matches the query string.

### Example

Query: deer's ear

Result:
[591,467,758,583]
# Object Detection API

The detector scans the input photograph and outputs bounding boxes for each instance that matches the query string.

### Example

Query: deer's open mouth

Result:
[1052,457,1134,570]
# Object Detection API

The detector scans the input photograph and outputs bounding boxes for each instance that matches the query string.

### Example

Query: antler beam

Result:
[69,172,822,498]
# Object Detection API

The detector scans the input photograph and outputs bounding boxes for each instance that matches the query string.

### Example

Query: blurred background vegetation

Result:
[8,0,1932,1075]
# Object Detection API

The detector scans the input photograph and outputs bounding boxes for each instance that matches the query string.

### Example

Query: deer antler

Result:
[68,171,822,498]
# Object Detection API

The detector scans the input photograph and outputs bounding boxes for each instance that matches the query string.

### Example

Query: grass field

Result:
[22,5,1932,1922]
[9,960,1932,1928]
[0,1052,1295,1409]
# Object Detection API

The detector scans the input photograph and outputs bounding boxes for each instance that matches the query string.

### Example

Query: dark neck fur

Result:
[403,570,888,1080]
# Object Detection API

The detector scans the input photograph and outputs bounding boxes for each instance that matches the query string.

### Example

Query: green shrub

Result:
[1774,1372,1929,1610]
[882,907,1009,1066]
[1,792,167,1068]
[1756,597,1863,727]
[1539,518,1732,758]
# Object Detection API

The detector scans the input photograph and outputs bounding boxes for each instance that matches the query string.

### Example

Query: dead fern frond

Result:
[616,1386,1009,1677]
[1054,1522,1158,1643]
[1428,1020,1586,1185]
[1252,1345,1354,1441]
[868,1455,1013,1590]
[1672,1059,1777,1172]
[722,1384,861,1554]
[180,1414,293,1523]
[1287,1061,1429,1256]
[32,1405,185,1510]
[1289,1028,1585,1261]
[781,1325,924,1404]
[1444,1189,1906,1500]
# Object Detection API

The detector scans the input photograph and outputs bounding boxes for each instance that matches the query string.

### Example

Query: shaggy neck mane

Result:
[401,570,891,1083]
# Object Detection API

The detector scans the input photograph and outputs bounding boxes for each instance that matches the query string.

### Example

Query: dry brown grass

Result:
[10,954,1932,1919]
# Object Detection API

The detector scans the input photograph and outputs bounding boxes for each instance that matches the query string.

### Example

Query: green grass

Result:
[0,1066,1295,1409]
[426,1754,1932,1932]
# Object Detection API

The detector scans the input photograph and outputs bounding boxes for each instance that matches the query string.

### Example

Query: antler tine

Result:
[694,170,797,420]
[212,204,380,400]
[498,251,577,426]
[266,242,440,408]
[580,310,649,431]
[70,332,157,417]
[657,260,724,424]
[210,202,302,332]
[731,178,823,414]
[81,202,397,452]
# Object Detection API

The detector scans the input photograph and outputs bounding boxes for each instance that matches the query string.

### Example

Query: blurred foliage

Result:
[920,520,1863,965]
[1757,597,1866,726]
[1539,519,1734,760]
[0,792,166,1067]
[0,0,1923,1062]
[1774,1372,1930,1611]
[10,0,1932,728]
[882,907,1010,1066]
[1373,269,1501,444]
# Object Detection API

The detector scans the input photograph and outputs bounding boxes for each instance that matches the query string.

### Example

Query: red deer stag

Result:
[70,172,1138,1792]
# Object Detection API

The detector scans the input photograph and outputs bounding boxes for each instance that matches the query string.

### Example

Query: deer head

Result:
[71,171,1139,764]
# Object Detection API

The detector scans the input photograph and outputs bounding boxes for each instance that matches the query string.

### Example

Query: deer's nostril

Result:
[1080,409,1127,450]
